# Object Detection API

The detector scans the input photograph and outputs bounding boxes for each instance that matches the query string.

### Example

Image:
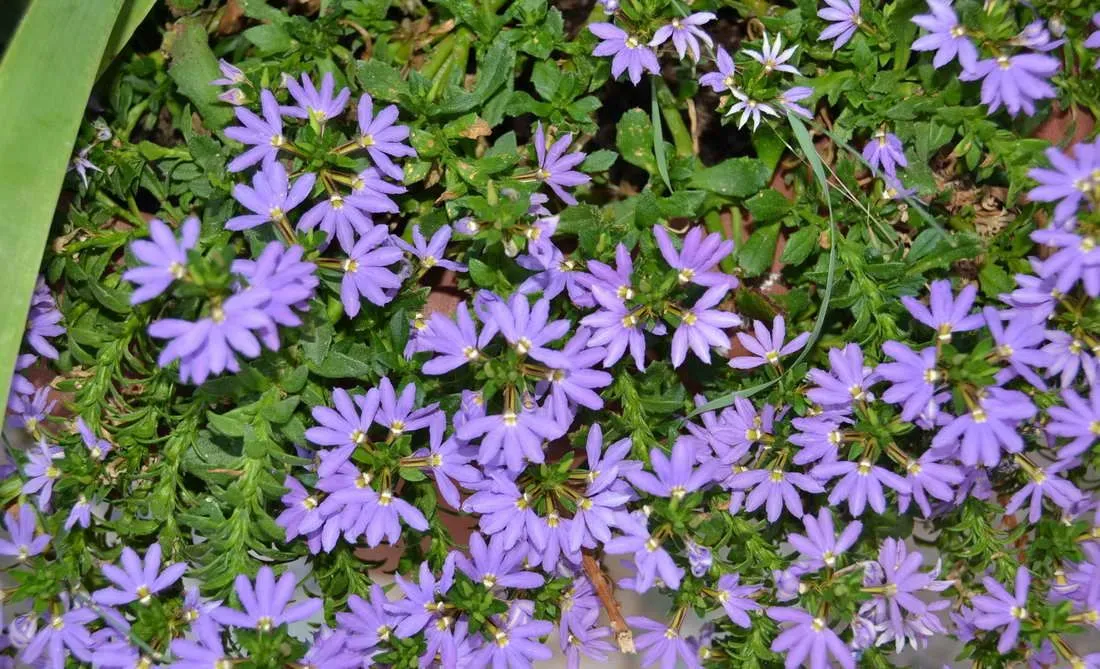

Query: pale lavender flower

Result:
[1004,459,1082,523]
[629,617,700,669]
[1047,388,1100,458]
[232,242,317,328]
[653,225,736,288]
[744,32,800,75]
[898,449,964,518]
[818,0,862,51]
[728,89,779,130]
[488,293,571,367]
[68,146,101,187]
[169,618,231,668]
[670,286,740,367]
[306,387,378,477]
[421,303,494,375]
[911,0,978,69]
[561,607,614,668]
[971,567,1030,653]
[699,47,736,92]
[24,279,64,359]
[340,225,405,315]
[862,130,908,177]
[649,13,715,62]
[348,166,406,213]
[807,343,876,409]
[812,458,911,516]
[589,23,660,85]
[469,615,553,667]
[541,327,612,423]
[685,540,713,577]
[860,539,934,640]
[901,279,983,342]
[730,315,810,370]
[533,122,591,205]
[212,59,245,86]
[212,566,322,630]
[984,307,1051,389]
[960,55,1059,117]
[789,415,847,466]
[65,495,92,530]
[463,474,546,549]
[786,508,862,572]
[457,402,564,471]
[227,160,316,231]
[93,543,187,606]
[21,600,97,667]
[877,342,941,421]
[931,388,1037,466]
[1014,21,1064,52]
[7,386,56,432]
[1032,228,1100,295]
[390,557,456,637]
[282,72,350,121]
[581,286,649,370]
[627,439,715,499]
[606,511,684,591]
[337,584,398,651]
[778,86,814,119]
[1043,331,1097,388]
[374,376,439,436]
[225,89,285,172]
[22,440,63,510]
[297,193,375,253]
[517,242,590,304]
[882,173,918,200]
[394,224,466,272]
[276,476,324,541]
[355,93,415,181]
[123,217,199,304]
[769,607,855,669]
[728,467,824,521]
[714,574,762,626]
[0,504,50,561]
[1028,139,1100,224]
[10,352,36,398]
[1088,13,1100,69]
[457,531,544,589]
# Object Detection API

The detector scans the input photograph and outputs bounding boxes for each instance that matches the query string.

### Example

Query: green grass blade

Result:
[0,0,124,407]
[651,83,673,193]
[97,0,158,79]
[689,113,839,417]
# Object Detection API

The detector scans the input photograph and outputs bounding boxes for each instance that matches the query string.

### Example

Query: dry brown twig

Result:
[581,552,635,653]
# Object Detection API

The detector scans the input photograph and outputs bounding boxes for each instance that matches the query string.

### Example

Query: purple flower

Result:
[233,242,317,328]
[812,458,911,516]
[355,93,415,180]
[348,166,406,213]
[533,122,591,205]
[0,504,50,561]
[10,352,36,399]
[469,614,553,667]
[984,308,1051,389]
[1015,21,1064,52]
[169,618,231,668]
[394,224,465,272]
[282,72,350,122]
[65,495,92,530]
[589,23,660,85]
[629,616,700,669]
[932,388,1037,466]
[786,508,862,572]
[699,46,736,92]
[653,225,736,288]
[605,511,684,591]
[1005,459,1082,523]
[276,476,324,540]
[728,467,824,521]
[1028,140,1100,224]
[1032,228,1100,295]
[211,59,245,86]
[93,542,187,606]
[560,607,614,668]
[298,194,375,253]
[21,601,97,667]
[68,146,101,187]
[488,293,571,367]
[24,279,64,360]
[541,327,612,423]
[337,584,397,651]
[769,607,855,669]
[1043,331,1097,388]
[806,343,876,409]
[306,387,378,477]
[862,130,908,177]
[517,242,590,304]
[876,342,941,421]
[730,315,809,370]
[340,225,405,315]
[324,476,430,547]
[421,302,494,374]
[462,474,546,549]
[902,279,983,342]
[22,439,63,510]
[882,173,918,200]
[374,377,439,436]
[960,55,1060,117]
[225,89,285,172]
[1088,13,1100,69]
[227,160,316,231]
[728,90,779,130]
[912,0,979,70]
[412,425,479,510]
[581,286,649,370]
[457,531,544,589]
[149,290,279,384]
[390,556,456,637]
[1047,388,1100,458]
[212,566,322,630]
[75,417,111,461]
[300,629,360,669]
[649,12,715,62]
[670,286,740,367]
[123,217,199,304]
[7,386,56,433]
[627,439,715,500]
[818,0,862,51]
[714,573,762,626]
[898,449,964,517]
[860,538,934,639]
[778,86,815,119]
[971,567,1030,653]
[457,402,564,471]
[744,32,800,75]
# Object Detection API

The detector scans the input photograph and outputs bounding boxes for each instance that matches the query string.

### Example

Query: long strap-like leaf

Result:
[0,0,125,406]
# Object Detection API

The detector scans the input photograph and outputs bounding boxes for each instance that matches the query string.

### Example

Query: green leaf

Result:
[738,224,780,277]
[168,19,234,131]
[96,0,157,79]
[687,158,769,198]
[780,226,818,266]
[744,190,792,223]
[309,341,375,379]
[616,108,657,174]
[467,258,497,288]
[243,23,294,55]
[0,0,124,407]
[651,85,672,192]
[356,60,410,102]
[435,42,515,115]
[580,149,617,173]
[530,60,561,101]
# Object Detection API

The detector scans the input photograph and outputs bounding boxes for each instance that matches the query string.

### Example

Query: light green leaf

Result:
[96,0,157,79]
[0,0,125,407]
[168,18,235,131]
[687,157,769,198]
